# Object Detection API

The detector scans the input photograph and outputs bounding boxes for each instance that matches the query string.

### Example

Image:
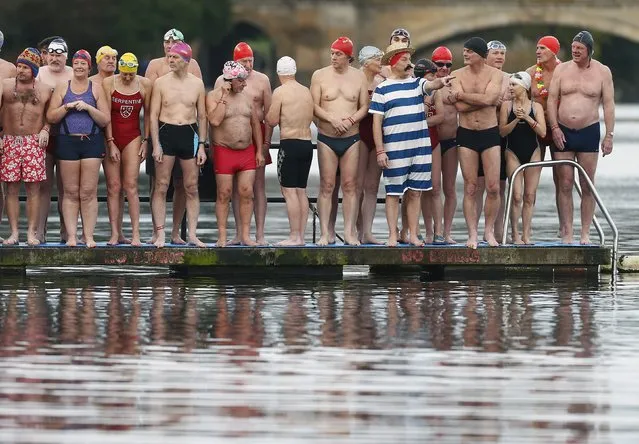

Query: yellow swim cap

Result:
[96,45,118,64]
[118,52,139,73]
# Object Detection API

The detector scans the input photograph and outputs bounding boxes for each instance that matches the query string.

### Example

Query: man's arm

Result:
[188,59,203,79]
[601,65,615,156]
[144,59,158,83]
[261,75,274,148]
[250,104,264,167]
[457,69,501,107]
[195,81,207,165]
[546,65,563,128]
[265,88,282,128]
[349,71,371,123]
[46,83,70,124]
[310,70,330,122]
[149,79,163,159]
[206,85,228,127]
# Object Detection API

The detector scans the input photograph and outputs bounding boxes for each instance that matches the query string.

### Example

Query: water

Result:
[0,108,638,442]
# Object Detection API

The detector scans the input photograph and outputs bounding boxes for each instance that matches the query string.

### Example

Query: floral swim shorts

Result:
[0,134,46,183]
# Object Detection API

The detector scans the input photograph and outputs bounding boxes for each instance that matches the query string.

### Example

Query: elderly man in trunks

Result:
[36,38,74,243]
[526,35,563,236]
[547,31,615,245]
[448,37,505,249]
[1,48,52,245]
[431,46,459,244]
[149,42,207,248]
[475,40,510,242]
[311,36,369,246]
[146,28,203,245]
[265,56,314,246]
[207,61,265,247]
[213,42,272,246]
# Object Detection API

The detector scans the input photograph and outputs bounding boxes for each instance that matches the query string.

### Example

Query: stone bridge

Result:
[231,0,639,81]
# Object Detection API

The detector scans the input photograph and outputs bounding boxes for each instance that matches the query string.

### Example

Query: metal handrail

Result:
[502,160,618,275]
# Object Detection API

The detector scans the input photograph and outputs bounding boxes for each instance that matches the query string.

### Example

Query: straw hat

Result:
[381,42,415,65]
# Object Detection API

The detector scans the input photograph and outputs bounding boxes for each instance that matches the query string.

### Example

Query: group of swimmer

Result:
[0,26,614,249]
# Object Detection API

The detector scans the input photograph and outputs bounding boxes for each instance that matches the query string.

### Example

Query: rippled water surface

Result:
[1,272,638,443]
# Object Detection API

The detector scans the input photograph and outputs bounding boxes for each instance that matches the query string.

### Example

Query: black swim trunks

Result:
[553,122,600,153]
[277,139,314,188]
[440,138,458,156]
[457,126,501,153]
[158,121,199,160]
[56,133,106,161]
[317,133,360,157]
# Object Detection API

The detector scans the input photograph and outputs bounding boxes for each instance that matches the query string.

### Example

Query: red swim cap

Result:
[537,36,560,55]
[432,46,452,62]
[331,37,354,58]
[233,42,253,61]
[389,51,409,67]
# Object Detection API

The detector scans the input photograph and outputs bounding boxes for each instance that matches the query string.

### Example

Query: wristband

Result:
[264,141,271,145]
[551,124,559,130]
[348,117,355,126]
[531,121,538,129]
[376,150,385,156]
[106,137,115,143]
[217,99,227,105]
[42,127,50,134]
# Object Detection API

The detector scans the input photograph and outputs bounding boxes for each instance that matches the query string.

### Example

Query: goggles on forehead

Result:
[391,28,410,39]
[118,60,138,68]
[487,40,507,51]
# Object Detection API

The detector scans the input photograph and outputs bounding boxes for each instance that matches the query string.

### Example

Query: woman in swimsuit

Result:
[499,72,546,245]
[103,53,152,246]
[356,46,385,244]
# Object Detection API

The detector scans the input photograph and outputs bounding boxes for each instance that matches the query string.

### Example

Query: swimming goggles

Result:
[48,48,66,54]
[487,40,507,51]
[118,60,139,68]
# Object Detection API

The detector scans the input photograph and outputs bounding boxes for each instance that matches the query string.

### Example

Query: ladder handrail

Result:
[502,160,618,275]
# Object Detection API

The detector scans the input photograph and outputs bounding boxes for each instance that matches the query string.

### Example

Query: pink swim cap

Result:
[169,41,192,63]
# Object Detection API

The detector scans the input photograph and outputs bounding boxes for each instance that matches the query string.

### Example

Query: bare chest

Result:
[460,71,491,94]
[162,84,198,107]
[224,96,252,119]
[321,75,359,102]
[561,70,602,98]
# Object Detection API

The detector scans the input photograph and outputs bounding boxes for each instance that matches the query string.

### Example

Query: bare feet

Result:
[188,237,207,248]
[216,235,227,248]
[118,236,132,245]
[107,234,120,246]
[399,228,409,244]
[241,237,258,247]
[66,236,78,247]
[131,236,143,247]
[148,230,157,244]
[328,233,336,244]
[3,233,19,245]
[360,234,383,245]
[27,237,40,246]
[256,237,268,246]
[344,234,361,246]
[386,232,398,247]
[484,232,499,247]
[522,237,534,245]
[580,235,591,245]
[561,233,574,244]
[466,235,478,249]
[409,235,424,247]
[316,235,331,246]
[425,234,434,244]
[226,237,241,246]
[445,235,457,245]
[276,238,304,246]
[154,229,166,248]
[86,238,97,249]
[171,236,187,245]
[513,238,525,245]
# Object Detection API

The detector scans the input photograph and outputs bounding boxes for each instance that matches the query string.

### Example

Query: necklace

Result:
[534,64,548,98]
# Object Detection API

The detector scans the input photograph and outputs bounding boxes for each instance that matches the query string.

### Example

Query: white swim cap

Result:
[358,46,383,65]
[511,71,532,90]
[0,30,4,52]
[276,56,296,75]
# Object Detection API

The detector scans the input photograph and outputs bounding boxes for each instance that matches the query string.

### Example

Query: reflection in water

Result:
[0,275,631,442]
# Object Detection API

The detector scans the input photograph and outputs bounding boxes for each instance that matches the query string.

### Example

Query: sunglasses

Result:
[48,48,66,54]
[435,62,452,68]
[118,60,138,68]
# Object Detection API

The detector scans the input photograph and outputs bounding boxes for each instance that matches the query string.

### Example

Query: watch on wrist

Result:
[607,131,614,137]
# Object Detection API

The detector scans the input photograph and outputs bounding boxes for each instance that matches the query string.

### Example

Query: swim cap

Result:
[331,37,354,58]
[432,46,453,62]
[487,40,507,51]
[223,60,248,80]
[537,36,560,55]
[573,30,594,57]
[390,28,411,44]
[73,49,92,68]
[233,42,253,61]
[414,58,438,78]
[16,47,42,78]
[0,31,4,52]
[276,56,296,75]
[96,45,118,64]
[511,71,531,90]
[358,46,383,66]
[48,39,68,54]
[164,28,184,42]
[118,52,139,74]
[169,41,192,63]
[464,37,488,58]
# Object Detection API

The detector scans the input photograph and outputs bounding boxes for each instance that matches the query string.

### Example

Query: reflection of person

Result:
[311,37,369,246]
[448,37,504,249]
[1,49,51,245]
[265,56,314,246]
[499,72,545,244]
[547,31,615,245]
[149,42,207,248]
[371,43,452,246]
[207,61,264,247]
[103,53,152,246]
[46,50,110,248]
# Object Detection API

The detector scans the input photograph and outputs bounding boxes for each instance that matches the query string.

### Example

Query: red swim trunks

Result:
[213,144,257,175]
[0,134,46,183]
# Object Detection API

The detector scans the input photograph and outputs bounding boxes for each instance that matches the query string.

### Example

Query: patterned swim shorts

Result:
[0,134,46,183]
